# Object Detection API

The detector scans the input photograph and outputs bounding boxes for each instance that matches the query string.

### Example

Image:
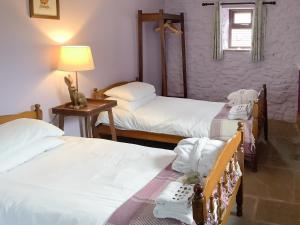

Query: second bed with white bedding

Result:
[97,96,226,138]
[0,136,176,225]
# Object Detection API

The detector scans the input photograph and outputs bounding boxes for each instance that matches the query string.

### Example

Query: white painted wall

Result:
[164,0,300,122]
[0,0,164,135]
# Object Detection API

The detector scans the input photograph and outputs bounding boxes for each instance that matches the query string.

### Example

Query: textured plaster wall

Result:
[0,0,163,135]
[164,0,300,122]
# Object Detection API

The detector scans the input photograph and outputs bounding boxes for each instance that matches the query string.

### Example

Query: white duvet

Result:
[97,96,225,138]
[0,136,176,225]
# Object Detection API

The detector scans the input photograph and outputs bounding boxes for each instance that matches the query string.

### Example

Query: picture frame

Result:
[29,0,60,20]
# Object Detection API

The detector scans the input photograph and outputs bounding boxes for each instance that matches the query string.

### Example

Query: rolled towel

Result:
[172,138,200,174]
[191,139,224,177]
[227,89,258,107]
[172,138,224,177]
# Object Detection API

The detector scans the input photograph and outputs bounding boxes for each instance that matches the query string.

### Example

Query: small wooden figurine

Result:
[64,75,87,109]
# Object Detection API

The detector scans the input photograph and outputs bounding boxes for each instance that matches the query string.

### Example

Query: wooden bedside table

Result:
[52,99,117,140]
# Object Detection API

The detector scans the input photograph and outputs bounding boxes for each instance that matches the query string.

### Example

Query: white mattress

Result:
[97,96,225,138]
[0,136,176,225]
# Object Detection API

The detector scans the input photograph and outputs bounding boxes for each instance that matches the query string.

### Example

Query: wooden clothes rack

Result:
[138,9,188,98]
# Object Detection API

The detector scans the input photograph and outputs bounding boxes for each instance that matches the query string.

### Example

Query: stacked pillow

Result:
[227,89,258,107]
[104,82,157,111]
[0,119,65,172]
[228,103,252,120]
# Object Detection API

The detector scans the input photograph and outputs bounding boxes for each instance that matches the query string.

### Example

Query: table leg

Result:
[108,109,117,141]
[85,116,92,138]
[91,115,98,138]
[58,115,65,130]
[84,117,88,137]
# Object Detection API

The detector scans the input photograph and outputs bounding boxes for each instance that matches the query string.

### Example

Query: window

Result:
[228,9,253,49]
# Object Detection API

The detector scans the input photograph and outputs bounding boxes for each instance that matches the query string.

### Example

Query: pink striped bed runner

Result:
[105,164,189,225]
[210,105,255,163]
[105,163,239,225]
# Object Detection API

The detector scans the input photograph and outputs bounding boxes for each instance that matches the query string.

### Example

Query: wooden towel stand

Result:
[138,9,188,97]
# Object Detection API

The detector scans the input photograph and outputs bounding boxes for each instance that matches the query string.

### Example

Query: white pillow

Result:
[227,89,258,106]
[0,118,64,154]
[104,82,156,101]
[0,137,64,172]
[107,93,156,112]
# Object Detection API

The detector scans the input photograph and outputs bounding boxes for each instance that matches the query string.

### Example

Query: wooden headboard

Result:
[93,81,133,99]
[0,104,43,125]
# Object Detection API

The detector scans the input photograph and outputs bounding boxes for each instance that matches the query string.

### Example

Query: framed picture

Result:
[29,0,60,20]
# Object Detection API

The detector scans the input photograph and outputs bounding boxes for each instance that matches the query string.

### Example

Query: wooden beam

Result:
[139,12,182,22]
[140,13,163,22]
[138,10,144,82]
[163,13,182,21]
[159,9,168,96]
[180,13,188,98]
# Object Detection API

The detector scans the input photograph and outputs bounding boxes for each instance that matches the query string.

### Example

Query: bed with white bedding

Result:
[0,106,244,225]
[94,82,268,172]
[97,96,227,138]
[0,136,176,225]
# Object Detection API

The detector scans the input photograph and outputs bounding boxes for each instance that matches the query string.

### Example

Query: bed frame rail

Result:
[192,122,244,225]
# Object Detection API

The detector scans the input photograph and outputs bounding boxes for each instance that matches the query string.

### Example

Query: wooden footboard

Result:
[192,122,244,225]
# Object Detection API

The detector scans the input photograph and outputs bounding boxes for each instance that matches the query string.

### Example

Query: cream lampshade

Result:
[57,46,95,90]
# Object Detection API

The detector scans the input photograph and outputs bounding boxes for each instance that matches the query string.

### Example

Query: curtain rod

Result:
[202,1,276,6]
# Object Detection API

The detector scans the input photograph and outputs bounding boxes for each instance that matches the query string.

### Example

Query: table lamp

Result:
[57,46,95,109]
[58,46,95,90]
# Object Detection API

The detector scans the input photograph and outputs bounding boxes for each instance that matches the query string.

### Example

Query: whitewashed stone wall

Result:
[164,0,300,122]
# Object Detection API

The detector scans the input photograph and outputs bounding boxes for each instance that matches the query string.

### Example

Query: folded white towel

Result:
[156,182,194,210]
[154,181,194,224]
[228,103,252,120]
[172,138,224,176]
[153,205,193,224]
[227,89,258,107]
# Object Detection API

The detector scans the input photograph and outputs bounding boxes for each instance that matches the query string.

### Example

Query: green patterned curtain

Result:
[251,0,267,62]
[213,1,223,61]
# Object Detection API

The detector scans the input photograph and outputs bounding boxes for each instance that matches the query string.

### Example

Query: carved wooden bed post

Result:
[192,122,244,224]
[236,122,244,217]
[34,104,43,120]
[192,183,207,225]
